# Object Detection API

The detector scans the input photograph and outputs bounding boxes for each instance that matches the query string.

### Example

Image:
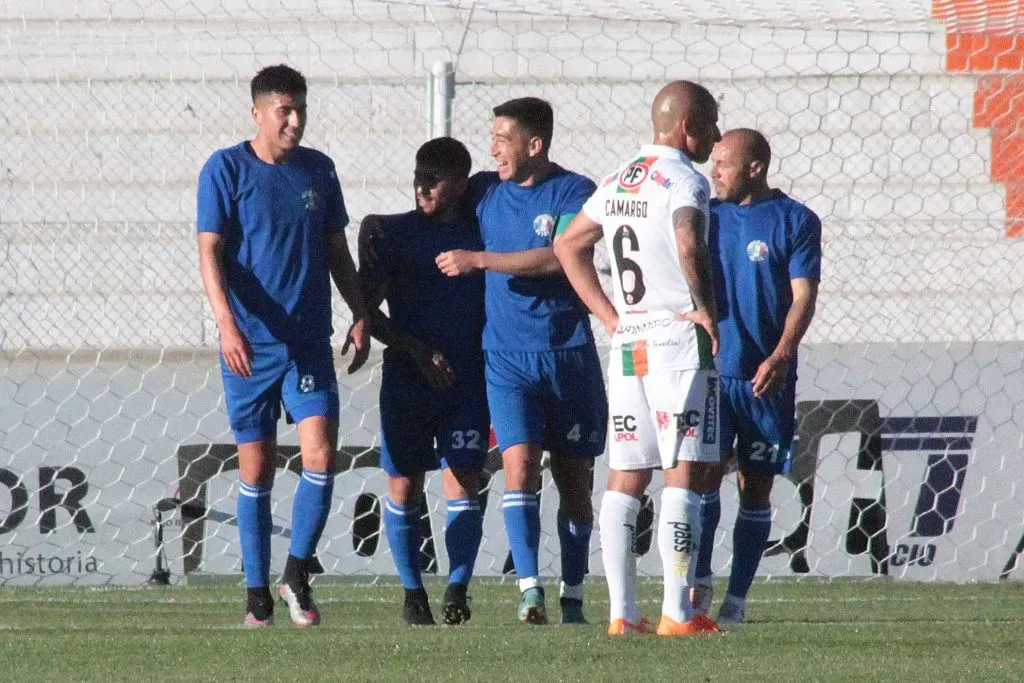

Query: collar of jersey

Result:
[637,144,693,166]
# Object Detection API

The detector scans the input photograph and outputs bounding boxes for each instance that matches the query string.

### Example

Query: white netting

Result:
[1,0,1023,585]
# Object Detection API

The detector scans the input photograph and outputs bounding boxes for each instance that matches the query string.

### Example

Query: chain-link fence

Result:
[1,0,1022,585]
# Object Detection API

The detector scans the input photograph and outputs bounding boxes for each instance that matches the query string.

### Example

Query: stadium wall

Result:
[1,0,1022,584]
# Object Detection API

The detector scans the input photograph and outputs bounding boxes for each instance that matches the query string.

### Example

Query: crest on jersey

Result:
[747,240,769,262]
[302,188,320,211]
[617,156,656,194]
[534,214,555,237]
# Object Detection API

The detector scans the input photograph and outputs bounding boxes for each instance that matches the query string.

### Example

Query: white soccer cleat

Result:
[716,600,745,625]
[278,582,321,628]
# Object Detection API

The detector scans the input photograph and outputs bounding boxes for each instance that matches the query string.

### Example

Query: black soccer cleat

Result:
[441,583,472,625]
[403,587,436,626]
[559,597,587,625]
[244,587,274,628]
[278,555,321,627]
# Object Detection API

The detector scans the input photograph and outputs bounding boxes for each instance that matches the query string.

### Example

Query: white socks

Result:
[658,486,703,623]
[599,490,642,623]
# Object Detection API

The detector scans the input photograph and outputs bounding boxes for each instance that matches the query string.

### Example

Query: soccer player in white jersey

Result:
[555,80,724,636]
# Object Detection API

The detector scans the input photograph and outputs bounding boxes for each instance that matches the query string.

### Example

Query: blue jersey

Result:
[362,210,486,379]
[196,142,348,344]
[709,190,822,380]
[474,168,596,351]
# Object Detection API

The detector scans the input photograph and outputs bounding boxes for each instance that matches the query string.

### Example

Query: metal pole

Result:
[429,61,455,139]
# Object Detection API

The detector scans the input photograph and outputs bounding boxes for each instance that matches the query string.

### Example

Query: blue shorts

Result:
[220,338,339,444]
[379,359,490,478]
[485,346,607,459]
[719,375,796,476]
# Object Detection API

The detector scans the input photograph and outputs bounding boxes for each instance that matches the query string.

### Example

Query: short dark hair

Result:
[728,128,772,172]
[493,97,554,151]
[250,64,307,103]
[415,137,472,178]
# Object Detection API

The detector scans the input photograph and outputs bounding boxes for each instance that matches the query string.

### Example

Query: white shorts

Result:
[607,368,720,471]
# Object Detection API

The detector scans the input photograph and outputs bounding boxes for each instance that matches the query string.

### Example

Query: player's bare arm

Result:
[751,277,818,398]
[355,216,455,389]
[435,246,562,278]
[673,206,719,356]
[197,232,253,377]
[326,231,371,373]
[553,213,619,336]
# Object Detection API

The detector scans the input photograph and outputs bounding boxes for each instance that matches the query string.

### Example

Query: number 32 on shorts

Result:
[451,430,483,450]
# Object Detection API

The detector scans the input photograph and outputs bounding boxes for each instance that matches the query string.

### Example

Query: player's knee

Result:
[606,468,651,499]
[388,475,424,506]
[443,467,481,499]
[502,444,541,491]
[738,469,774,506]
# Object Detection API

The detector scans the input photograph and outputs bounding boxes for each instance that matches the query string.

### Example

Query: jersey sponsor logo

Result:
[612,414,639,442]
[302,188,320,211]
[617,157,656,194]
[651,169,674,189]
[677,410,701,439]
[616,318,673,336]
[533,213,555,237]
[702,375,718,445]
[747,239,769,262]
[605,199,648,218]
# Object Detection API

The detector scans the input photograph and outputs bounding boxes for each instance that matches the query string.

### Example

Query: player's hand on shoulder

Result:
[676,307,719,357]
[342,317,371,374]
[435,249,481,277]
[411,347,456,390]
[751,353,788,398]
[218,321,253,378]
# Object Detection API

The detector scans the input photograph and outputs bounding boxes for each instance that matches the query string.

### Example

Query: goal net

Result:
[1,0,1022,585]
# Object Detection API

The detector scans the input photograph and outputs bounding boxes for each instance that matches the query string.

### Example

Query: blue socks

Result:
[694,490,721,581]
[237,481,272,588]
[503,490,540,586]
[289,469,334,560]
[728,504,772,600]
[385,498,423,589]
[556,508,592,588]
[445,498,483,586]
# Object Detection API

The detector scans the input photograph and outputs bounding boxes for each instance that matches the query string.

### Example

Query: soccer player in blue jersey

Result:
[692,128,821,624]
[436,98,607,625]
[357,138,489,626]
[196,65,369,628]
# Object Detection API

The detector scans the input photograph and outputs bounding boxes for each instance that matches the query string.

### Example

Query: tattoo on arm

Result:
[672,206,716,313]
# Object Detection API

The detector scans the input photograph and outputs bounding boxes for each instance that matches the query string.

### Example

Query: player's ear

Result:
[527,135,545,158]
[251,104,260,126]
[748,159,766,180]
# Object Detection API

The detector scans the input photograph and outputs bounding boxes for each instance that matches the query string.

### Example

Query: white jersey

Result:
[582,144,714,375]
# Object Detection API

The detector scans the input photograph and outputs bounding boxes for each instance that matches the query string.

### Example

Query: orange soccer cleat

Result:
[655,614,724,636]
[608,617,654,636]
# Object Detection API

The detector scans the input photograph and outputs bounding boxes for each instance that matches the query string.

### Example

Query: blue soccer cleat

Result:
[518,586,548,625]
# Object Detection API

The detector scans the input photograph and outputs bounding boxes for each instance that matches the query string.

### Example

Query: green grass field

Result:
[1,579,1022,682]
